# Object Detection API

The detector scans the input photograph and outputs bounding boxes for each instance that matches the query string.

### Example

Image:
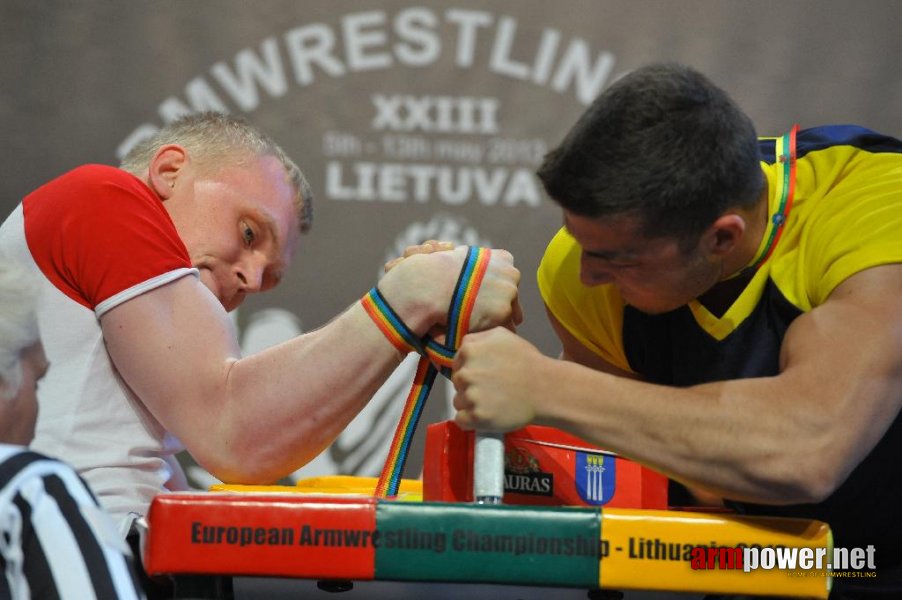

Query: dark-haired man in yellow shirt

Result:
[450,63,902,598]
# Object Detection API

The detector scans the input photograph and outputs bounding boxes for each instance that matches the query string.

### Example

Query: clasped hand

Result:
[383,241,539,432]
[381,240,522,338]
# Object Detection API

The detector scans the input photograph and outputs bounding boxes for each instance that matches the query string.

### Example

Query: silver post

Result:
[473,432,505,504]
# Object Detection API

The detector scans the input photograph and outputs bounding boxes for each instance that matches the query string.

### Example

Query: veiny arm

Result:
[548,304,721,506]
[102,247,520,484]
[453,264,902,505]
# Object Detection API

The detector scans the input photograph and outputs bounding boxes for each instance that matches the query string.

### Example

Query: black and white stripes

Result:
[0,447,145,599]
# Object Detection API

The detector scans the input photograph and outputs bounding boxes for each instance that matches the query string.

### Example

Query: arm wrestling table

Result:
[141,424,832,599]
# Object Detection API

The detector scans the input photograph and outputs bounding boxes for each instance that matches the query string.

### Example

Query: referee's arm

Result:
[0,450,146,599]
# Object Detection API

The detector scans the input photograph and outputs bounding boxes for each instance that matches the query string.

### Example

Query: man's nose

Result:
[235,257,265,293]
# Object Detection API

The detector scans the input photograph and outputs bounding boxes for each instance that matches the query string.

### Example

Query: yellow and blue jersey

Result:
[538,125,902,558]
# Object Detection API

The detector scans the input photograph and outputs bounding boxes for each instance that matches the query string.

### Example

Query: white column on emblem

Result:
[596,465,603,501]
[586,463,597,501]
[585,463,606,502]
[473,432,505,504]
[596,464,606,501]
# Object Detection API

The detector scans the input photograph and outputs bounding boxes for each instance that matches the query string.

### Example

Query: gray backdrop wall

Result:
[3,0,901,484]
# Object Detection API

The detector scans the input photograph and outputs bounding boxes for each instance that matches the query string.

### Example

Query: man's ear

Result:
[704,213,746,256]
[148,144,188,199]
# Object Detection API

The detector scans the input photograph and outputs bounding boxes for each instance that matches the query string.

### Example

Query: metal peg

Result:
[473,432,505,504]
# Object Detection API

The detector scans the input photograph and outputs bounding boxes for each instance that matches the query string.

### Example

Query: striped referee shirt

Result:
[0,445,145,599]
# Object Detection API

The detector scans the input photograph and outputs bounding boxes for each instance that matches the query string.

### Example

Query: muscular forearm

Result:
[104,247,519,484]
[103,281,415,484]
[533,357,876,505]
[538,270,902,506]
[212,304,403,482]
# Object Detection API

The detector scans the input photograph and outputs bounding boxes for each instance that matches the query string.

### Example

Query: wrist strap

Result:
[365,246,492,497]
[360,246,492,376]
[360,287,425,357]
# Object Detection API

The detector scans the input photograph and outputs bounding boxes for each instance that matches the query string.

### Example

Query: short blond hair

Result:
[120,112,313,233]
[0,256,39,399]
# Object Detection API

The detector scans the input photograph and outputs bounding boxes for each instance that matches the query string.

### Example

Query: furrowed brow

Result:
[584,249,638,261]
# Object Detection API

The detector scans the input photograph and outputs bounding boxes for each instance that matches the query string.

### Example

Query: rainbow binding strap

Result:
[360,246,492,497]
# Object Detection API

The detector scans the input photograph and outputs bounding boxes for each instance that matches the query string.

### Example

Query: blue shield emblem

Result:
[576,452,615,505]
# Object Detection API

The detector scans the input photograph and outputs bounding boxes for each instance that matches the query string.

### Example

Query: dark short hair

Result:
[537,63,763,245]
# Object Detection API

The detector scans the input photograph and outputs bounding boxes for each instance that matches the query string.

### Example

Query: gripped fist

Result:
[377,245,522,337]
[451,328,544,432]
